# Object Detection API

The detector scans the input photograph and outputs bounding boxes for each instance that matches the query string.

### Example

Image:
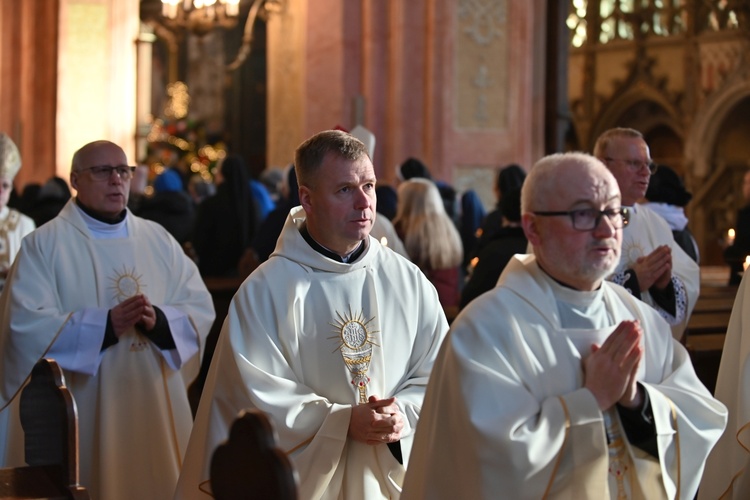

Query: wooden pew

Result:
[0,358,89,499]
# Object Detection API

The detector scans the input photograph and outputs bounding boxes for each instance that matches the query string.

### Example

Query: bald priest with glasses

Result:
[402,152,726,499]
[594,128,700,341]
[0,140,215,500]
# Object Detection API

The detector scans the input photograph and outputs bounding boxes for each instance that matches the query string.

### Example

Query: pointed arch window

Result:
[568,0,745,47]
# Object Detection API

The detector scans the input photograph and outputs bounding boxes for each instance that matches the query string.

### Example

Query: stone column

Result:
[267,0,307,168]
[0,0,58,189]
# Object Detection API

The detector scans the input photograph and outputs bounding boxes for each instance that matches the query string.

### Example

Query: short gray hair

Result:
[593,127,644,158]
[521,152,609,213]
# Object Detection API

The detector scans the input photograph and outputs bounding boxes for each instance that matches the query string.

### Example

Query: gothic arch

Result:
[687,78,750,178]
[588,86,682,150]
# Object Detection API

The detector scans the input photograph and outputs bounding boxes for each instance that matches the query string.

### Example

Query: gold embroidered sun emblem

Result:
[621,240,644,267]
[108,266,144,303]
[330,307,379,404]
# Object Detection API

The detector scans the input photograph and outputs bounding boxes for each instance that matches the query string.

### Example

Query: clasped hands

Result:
[584,320,644,412]
[632,244,672,291]
[110,294,156,337]
[349,395,404,445]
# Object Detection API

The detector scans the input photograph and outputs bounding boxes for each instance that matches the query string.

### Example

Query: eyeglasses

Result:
[78,165,136,182]
[533,207,630,231]
[603,157,658,175]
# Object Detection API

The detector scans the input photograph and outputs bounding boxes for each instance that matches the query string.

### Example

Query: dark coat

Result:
[460,226,528,309]
[136,191,195,245]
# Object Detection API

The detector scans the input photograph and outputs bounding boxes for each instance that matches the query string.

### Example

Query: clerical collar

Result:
[537,261,602,293]
[74,200,128,239]
[300,224,366,263]
[75,198,127,224]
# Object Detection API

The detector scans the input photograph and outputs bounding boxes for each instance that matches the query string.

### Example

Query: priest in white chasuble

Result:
[402,152,726,500]
[594,127,699,341]
[0,140,215,500]
[176,130,448,500]
[0,132,35,293]
[698,269,750,499]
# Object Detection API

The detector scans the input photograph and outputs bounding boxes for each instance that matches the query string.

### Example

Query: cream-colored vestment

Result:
[611,204,700,340]
[402,255,726,500]
[0,206,34,291]
[699,271,750,500]
[175,207,448,500]
[0,200,214,500]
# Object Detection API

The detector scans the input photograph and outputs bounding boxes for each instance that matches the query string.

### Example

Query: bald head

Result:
[522,152,619,214]
[71,140,124,173]
[70,140,130,220]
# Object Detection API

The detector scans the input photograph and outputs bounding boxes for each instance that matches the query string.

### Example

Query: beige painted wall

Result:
[57,0,139,180]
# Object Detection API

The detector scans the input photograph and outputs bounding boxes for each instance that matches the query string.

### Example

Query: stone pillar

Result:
[0,0,58,190]
[267,0,307,168]
[265,0,545,206]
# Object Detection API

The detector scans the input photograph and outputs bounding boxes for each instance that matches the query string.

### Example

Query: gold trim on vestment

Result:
[543,396,571,499]
[286,434,315,456]
[736,419,750,454]
[0,311,75,413]
[668,398,681,499]
[197,479,214,497]
[0,209,21,268]
[160,357,183,468]
[717,420,750,499]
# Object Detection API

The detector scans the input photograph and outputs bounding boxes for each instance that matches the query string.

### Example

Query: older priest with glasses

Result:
[595,127,700,341]
[402,152,726,500]
[0,140,215,500]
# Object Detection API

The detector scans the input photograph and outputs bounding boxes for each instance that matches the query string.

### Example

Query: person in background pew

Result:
[459,187,527,310]
[644,164,699,263]
[698,269,750,499]
[176,130,448,499]
[402,152,726,499]
[393,178,464,310]
[0,140,215,500]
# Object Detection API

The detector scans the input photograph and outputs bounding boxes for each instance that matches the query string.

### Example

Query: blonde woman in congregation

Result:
[393,178,463,310]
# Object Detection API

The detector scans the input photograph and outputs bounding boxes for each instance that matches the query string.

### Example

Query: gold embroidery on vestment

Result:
[329,306,379,404]
[108,266,144,302]
[604,410,634,499]
[109,266,148,352]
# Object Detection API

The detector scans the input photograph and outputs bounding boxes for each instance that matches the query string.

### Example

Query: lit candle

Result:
[728,228,736,245]
[224,0,240,16]
[744,255,750,272]
[162,0,180,19]
[380,237,388,247]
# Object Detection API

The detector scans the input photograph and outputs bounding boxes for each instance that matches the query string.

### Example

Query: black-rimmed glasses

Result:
[533,207,630,231]
[78,165,136,182]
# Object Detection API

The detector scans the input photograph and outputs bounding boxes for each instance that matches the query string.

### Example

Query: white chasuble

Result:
[565,324,661,499]
[699,271,750,500]
[175,206,448,500]
[0,206,34,292]
[613,204,699,340]
[401,254,726,500]
[0,200,214,500]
